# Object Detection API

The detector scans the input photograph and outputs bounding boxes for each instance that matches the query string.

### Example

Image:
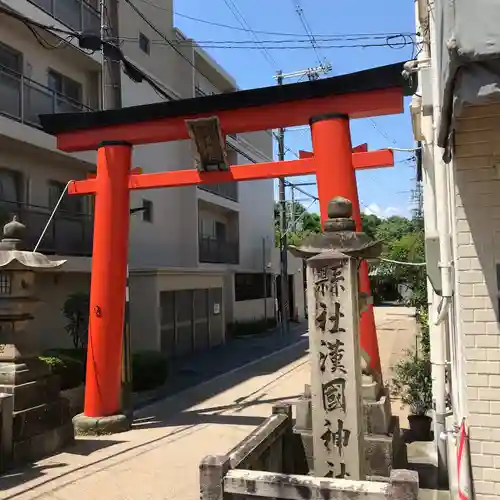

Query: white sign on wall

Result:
[214,303,220,315]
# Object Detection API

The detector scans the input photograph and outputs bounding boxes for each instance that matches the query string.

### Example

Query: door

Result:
[208,288,224,346]
[193,289,210,351]
[175,289,194,356]
[159,291,176,357]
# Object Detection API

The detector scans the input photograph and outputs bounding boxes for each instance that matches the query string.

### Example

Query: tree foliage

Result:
[274,201,322,247]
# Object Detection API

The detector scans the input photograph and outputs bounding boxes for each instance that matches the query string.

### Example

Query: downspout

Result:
[419,0,450,485]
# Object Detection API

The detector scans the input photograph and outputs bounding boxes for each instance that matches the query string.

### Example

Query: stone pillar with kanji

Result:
[290,197,385,479]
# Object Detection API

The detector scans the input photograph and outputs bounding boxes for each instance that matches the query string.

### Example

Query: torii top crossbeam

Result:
[40,62,414,152]
[37,62,415,422]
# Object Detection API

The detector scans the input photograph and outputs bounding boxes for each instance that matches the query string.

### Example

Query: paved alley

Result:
[0,307,420,500]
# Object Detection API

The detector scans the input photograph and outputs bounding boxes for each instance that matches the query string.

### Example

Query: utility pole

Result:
[276,70,289,336]
[274,64,331,336]
[100,0,122,110]
[100,0,131,417]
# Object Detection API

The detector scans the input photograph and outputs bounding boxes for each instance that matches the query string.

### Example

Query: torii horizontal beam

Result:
[53,89,402,152]
[69,149,394,195]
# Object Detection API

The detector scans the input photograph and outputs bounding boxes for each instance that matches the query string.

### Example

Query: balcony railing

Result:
[0,201,93,256]
[28,0,100,33]
[199,237,239,265]
[0,65,92,129]
[199,182,238,202]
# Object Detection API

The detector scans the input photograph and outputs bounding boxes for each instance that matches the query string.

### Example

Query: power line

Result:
[289,0,328,68]
[220,0,277,70]
[122,0,218,86]
[118,39,415,50]
[133,0,416,38]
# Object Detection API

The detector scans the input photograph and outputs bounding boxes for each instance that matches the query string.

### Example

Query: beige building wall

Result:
[27,271,91,352]
[271,247,306,322]
[129,269,226,352]
[453,103,500,496]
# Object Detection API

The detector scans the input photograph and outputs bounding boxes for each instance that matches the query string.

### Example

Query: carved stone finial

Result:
[289,196,382,260]
[0,216,26,250]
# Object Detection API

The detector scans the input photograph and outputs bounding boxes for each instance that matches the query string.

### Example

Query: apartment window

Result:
[48,69,82,102]
[142,199,153,222]
[235,273,272,302]
[0,168,23,204]
[139,33,150,55]
[48,180,82,214]
[0,41,22,74]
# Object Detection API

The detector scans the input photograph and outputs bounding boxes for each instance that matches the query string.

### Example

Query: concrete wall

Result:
[233,298,275,323]
[271,247,306,322]
[129,269,225,352]
[453,103,500,497]
[26,271,91,352]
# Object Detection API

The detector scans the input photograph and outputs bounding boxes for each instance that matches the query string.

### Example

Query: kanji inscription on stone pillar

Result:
[307,252,364,480]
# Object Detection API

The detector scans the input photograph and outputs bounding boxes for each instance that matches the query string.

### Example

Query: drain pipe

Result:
[418,0,451,485]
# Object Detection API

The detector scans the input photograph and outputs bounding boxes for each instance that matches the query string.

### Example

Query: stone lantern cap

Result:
[289,197,382,261]
[0,216,66,270]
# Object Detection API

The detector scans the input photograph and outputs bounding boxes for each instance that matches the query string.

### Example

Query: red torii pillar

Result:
[301,114,383,377]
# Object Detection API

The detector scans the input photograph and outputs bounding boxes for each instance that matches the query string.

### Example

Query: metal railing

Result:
[28,0,100,33]
[0,65,92,128]
[0,201,93,256]
[199,236,239,265]
[199,182,238,202]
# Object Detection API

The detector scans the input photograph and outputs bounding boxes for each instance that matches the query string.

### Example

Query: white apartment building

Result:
[410,0,500,497]
[0,0,304,358]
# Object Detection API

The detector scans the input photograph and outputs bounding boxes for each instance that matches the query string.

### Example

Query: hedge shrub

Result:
[40,353,85,390]
[132,350,169,392]
[40,348,169,393]
[227,317,277,337]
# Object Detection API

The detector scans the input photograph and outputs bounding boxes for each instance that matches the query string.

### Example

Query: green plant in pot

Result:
[391,350,433,441]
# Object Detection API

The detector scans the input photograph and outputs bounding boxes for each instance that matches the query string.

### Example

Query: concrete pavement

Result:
[0,306,421,500]
[0,335,309,500]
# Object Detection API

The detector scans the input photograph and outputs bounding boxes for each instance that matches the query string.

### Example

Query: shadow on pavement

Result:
[131,394,303,430]
[0,327,308,497]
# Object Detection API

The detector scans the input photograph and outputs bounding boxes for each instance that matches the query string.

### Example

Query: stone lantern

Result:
[0,216,73,469]
[290,197,407,479]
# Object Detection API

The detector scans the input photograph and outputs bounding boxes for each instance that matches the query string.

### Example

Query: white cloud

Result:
[363,203,400,219]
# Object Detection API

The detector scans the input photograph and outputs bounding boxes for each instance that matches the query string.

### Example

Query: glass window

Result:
[139,33,150,55]
[48,69,82,102]
[0,42,22,73]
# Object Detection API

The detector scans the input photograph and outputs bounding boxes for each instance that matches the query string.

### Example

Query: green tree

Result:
[375,215,416,243]
[360,213,382,240]
[274,201,321,247]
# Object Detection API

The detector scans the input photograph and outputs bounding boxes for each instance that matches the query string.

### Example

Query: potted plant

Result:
[391,351,433,441]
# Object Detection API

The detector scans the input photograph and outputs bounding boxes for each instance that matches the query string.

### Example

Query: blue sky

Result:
[173,0,416,219]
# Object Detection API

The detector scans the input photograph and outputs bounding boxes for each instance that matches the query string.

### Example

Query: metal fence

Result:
[0,65,92,128]
[199,182,238,202]
[0,201,93,256]
[199,236,239,265]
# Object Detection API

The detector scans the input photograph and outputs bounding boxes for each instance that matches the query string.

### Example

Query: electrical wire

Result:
[220,0,277,70]
[121,0,220,86]
[289,0,326,68]
[133,0,416,39]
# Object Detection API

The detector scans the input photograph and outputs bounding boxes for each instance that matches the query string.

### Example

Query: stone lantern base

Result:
[0,357,74,469]
[294,383,408,477]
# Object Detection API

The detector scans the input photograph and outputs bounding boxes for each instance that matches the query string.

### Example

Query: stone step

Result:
[11,421,74,469]
[0,375,61,412]
[294,416,407,478]
[364,416,408,477]
[13,398,71,442]
[294,387,394,436]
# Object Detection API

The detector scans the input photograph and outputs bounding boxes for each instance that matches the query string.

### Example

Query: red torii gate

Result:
[39,62,413,421]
